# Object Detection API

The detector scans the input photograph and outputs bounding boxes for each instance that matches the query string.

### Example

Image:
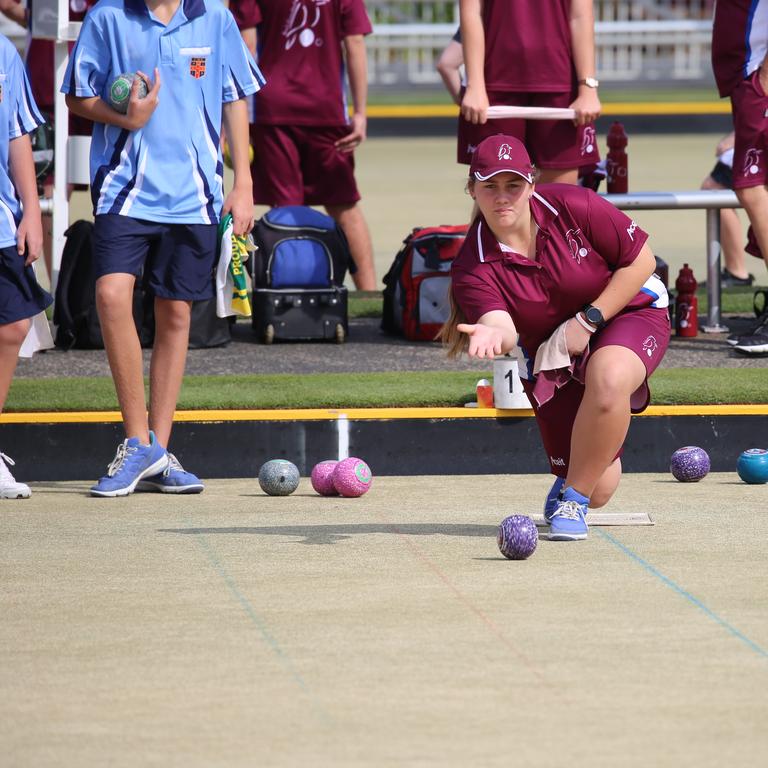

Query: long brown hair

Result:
[439,288,470,358]
[439,182,483,358]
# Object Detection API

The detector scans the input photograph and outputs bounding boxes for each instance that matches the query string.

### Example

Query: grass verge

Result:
[5,368,768,413]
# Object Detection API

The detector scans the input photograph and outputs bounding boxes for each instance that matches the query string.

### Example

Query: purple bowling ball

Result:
[670,445,710,482]
[497,515,538,560]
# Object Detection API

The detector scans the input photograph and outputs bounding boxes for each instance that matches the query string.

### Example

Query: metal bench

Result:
[603,190,742,333]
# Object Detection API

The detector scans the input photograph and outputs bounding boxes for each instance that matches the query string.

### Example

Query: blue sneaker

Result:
[90,432,169,498]
[543,476,566,522]
[548,486,589,541]
[136,453,204,494]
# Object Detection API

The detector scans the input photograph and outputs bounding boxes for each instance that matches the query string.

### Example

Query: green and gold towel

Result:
[216,213,253,318]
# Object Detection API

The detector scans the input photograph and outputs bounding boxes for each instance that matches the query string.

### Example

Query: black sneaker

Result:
[733,313,768,355]
[727,309,768,346]
[721,269,755,288]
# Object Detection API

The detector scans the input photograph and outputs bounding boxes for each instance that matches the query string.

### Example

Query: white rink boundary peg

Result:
[532,511,653,527]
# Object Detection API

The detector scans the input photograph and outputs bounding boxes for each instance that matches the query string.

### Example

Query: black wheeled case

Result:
[251,286,348,344]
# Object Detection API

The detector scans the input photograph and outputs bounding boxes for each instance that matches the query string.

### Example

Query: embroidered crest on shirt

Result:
[189,57,207,79]
[565,228,589,263]
[283,0,331,50]
[642,335,658,358]
[743,148,763,177]
[580,125,596,156]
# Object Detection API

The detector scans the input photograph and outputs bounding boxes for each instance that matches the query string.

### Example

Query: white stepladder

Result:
[30,0,90,294]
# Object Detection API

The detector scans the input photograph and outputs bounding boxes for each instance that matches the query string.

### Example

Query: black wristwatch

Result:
[582,304,606,329]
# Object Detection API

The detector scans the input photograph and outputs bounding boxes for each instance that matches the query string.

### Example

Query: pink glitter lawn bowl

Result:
[310,460,339,496]
[332,457,373,497]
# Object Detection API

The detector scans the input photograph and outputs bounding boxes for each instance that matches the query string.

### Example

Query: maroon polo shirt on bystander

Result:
[251,0,372,127]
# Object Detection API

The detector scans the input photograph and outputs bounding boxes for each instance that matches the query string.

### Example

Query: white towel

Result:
[19,311,54,358]
[530,319,590,408]
[533,320,571,374]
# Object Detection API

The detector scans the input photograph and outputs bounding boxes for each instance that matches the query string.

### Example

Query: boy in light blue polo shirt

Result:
[0,34,52,498]
[63,0,264,497]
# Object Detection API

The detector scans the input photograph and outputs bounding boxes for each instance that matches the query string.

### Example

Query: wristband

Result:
[574,312,597,333]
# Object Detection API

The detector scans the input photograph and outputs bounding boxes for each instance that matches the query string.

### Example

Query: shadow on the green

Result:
[159,522,497,545]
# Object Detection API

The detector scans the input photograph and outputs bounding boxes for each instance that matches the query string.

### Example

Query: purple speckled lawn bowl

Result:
[670,446,710,482]
[497,515,538,560]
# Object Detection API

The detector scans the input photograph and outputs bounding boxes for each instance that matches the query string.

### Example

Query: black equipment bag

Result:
[251,286,348,344]
[188,299,232,348]
[249,206,351,343]
[53,220,230,349]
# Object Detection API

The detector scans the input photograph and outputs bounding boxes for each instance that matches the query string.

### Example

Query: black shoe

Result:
[729,310,768,348]
[721,269,755,288]
[734,325,768,355]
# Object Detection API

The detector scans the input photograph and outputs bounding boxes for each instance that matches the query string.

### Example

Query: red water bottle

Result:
[674,263,698,337]
[606,121,628,194]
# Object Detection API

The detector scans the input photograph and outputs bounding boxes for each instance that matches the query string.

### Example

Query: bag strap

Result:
[382,238,414,288]
[53,220,93,348]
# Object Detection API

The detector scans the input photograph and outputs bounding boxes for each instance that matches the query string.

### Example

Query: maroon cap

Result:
[470,135,534,183]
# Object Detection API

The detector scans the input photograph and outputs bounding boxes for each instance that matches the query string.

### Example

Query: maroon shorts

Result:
[521,307,671,477]
[251,124,361,206]
[457,89,600,169]
[730,70,768,190]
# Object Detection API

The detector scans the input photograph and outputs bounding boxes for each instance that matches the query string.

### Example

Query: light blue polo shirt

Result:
[62,0,265,224]
[0,35,45,249]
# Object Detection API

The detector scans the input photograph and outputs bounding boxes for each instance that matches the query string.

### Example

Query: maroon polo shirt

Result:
[229,0,261,30]
[451,184,650,360]
[481,0,573,92]
[252,0,372,126]
[712,0,768,98]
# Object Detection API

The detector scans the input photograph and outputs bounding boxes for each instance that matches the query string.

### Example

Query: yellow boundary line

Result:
[366,102,731,119]
[2,404,768,424]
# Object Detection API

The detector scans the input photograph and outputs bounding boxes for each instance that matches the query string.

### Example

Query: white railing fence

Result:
[367,0,715,87]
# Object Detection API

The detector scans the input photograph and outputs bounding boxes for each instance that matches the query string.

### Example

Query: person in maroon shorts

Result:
[712,0,768,353]
[442,135,670,541]
[229,0,376,290]
[458,0,601,184]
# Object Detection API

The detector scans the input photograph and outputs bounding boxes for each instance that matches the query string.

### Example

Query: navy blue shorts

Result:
[710,160,733,189]
[0,246,53,324]
[92,215,218,301]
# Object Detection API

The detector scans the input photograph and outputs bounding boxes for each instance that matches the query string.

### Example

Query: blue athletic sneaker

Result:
[548,486,589,541]
[543,476,566,522]
[90,432,169,498]
[136,453,204,494]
